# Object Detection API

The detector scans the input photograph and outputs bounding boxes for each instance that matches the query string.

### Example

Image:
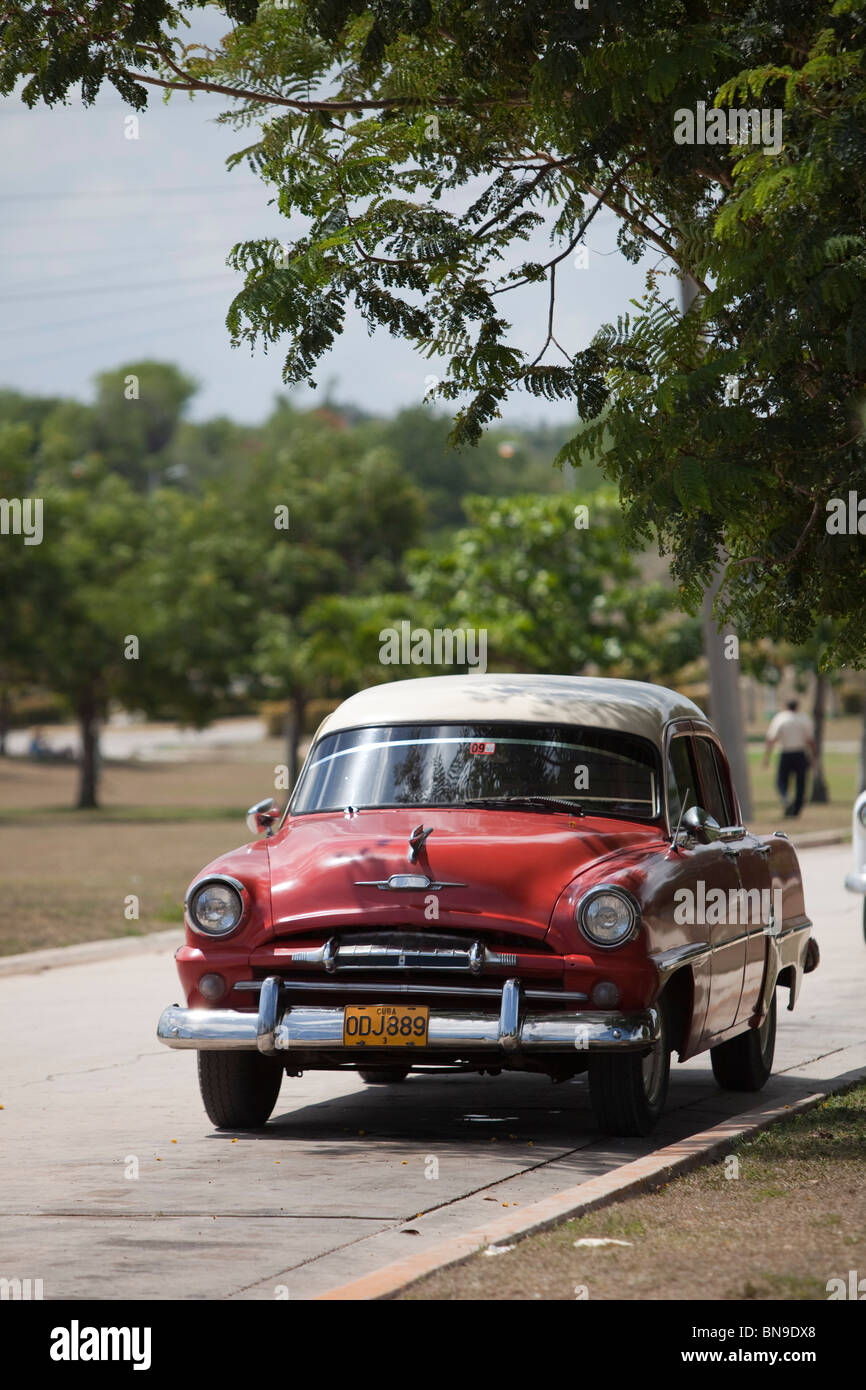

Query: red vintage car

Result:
[157,675,818,1136]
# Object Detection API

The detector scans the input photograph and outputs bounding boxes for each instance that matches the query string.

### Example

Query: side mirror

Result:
[682,805,721,845]
[246,797,280,837]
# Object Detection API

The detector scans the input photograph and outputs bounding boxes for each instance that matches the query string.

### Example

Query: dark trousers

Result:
[777,750,808,815]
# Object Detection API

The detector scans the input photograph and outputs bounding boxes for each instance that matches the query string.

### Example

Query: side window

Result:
[667,736,700,828]
[709,742,737,826]
[693,737,733,826]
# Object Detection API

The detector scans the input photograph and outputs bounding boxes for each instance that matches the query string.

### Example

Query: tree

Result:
[90,361,198,492]
[0,388,260,807]
[4,466,156,807]
[409,492,703,683]
[357,408,575,530]
[7,3,862,661]
[235,414,427,781]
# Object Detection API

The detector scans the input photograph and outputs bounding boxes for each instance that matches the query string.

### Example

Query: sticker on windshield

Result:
[469,741,496,754]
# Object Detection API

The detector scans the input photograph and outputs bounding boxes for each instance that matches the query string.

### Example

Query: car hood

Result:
[265,807,657,943]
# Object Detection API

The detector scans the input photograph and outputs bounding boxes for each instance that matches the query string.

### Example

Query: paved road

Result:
[2,844,864,1301]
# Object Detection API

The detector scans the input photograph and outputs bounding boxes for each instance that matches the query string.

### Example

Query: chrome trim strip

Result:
[157,1004,259,1050]
[354,875,466,891]
[773,922,812,941]
[650,919,808,980]
[258,938,520,973]
[520,1007,659,1052]
[158,992,656,1054]
[232,979,588,1002]
[649,941,712,978]
[498,978,521,1051]
[256,975,280,1056]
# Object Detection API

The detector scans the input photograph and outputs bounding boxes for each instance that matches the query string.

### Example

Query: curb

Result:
[789,830,849,850]
[0,928,184,977]
[315,1072,866,1301]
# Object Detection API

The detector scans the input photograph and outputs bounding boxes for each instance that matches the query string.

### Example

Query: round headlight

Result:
[576,886,639,948]
[858,801,866,828]
[187,878,244,937]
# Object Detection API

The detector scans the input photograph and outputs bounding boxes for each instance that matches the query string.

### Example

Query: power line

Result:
[1,202,280,227]
[0,313,228,370]
[9,285,239,338]
[0,235,245,264]
[4,183,265,202]
[0,271,242,304]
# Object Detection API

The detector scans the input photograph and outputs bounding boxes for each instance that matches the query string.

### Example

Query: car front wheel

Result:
[588,1001,670,1137]
[197,1051,284,1129]
[710,992,776,1092]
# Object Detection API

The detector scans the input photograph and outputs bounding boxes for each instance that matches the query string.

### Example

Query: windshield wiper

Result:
[463,795,584,816]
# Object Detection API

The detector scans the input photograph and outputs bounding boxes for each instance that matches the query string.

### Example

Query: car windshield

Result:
[291,722,659,821]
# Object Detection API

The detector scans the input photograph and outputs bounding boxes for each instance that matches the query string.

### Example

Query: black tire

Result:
[588,999,670,1137]
[197,1050,283,1129]
[357,1065,411,1084]
[711,992,776,1092]
[862,899,866,947]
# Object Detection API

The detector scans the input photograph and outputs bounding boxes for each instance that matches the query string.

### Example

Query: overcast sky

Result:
[1,17,658,427]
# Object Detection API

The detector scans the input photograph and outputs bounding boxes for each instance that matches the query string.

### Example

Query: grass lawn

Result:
[747,747,855,839]
[401,1083,866,1301]
[0,750,283,955]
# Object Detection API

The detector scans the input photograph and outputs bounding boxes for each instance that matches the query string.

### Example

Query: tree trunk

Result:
[284,694,307,795]
[679,269,752,823]
[810,670,829,803]
[77,689,100,809]
[701,576,753,822]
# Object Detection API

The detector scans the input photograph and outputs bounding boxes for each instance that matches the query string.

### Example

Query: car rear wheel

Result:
[357,1066,411,1084]
[588,1000,670,1137]
[710,992,776,1092]
[197,1051,283,1129]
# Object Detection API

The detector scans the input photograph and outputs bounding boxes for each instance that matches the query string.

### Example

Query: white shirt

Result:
[767,710,813,752]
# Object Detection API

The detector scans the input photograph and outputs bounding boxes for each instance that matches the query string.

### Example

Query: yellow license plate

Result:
[343,1004,429,1048]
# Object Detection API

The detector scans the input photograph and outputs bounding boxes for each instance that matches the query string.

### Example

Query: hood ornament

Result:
[355,873,466,892]
[408,823,434,863]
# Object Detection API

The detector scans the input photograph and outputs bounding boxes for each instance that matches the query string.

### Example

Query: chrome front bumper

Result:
[157,976,659,1056]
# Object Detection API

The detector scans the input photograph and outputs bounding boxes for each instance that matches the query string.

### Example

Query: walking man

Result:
[763,699,816,817]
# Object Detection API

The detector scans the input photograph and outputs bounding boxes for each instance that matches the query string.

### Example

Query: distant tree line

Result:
[0,361,698,807]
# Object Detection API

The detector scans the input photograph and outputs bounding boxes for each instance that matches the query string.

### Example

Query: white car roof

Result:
[317,675,708,748]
